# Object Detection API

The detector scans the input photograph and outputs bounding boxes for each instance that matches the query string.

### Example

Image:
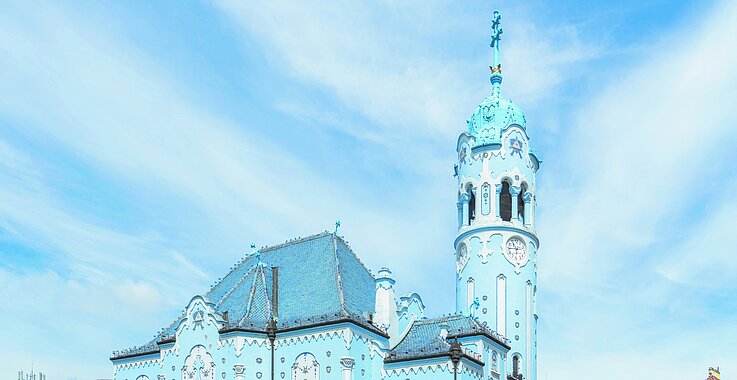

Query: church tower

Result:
[454,11,541,380]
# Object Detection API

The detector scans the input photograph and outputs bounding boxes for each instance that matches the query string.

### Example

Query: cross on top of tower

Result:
[490,10,503,49]
[489,10,504,95]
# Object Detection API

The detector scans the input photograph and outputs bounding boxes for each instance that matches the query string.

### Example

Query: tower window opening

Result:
[518,183,527,223]
[500,181,512,221]
[467,185,476,224]
[512,355,521,378]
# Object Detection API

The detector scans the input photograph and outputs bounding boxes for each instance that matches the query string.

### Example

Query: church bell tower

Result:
[454,10,541,380]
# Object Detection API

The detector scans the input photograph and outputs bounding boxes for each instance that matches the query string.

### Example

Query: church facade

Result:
[111,11,540,380]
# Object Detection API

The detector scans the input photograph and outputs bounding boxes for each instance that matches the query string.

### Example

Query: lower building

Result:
[111,233,511,380]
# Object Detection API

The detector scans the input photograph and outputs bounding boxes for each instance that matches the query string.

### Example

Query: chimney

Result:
[271,267,279,321]
[374,267,396,329]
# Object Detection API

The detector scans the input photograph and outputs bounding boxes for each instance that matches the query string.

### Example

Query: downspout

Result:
[268,267,279,380]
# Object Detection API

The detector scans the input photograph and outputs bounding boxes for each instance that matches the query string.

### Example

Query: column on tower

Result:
[526,281,533,379]
[457,200,464,228]
[494,183,502,219]
[460,192,471,226]
[510,186,521,223]
[523,192,533,227]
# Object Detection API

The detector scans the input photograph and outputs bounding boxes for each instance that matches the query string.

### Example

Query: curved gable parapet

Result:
[175,295,226,339]
[397,293,426,315]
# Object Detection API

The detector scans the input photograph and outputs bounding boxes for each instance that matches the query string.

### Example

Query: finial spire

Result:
[489,10,503,97]
[334,220,341,234]
[250,243,261,263]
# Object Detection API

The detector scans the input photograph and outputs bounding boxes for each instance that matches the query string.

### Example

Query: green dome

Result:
[466,94,526,147]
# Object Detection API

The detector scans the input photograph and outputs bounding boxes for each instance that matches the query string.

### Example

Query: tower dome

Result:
[467,95,526,147]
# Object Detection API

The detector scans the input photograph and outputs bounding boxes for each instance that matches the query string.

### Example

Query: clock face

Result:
[506,237,527,264]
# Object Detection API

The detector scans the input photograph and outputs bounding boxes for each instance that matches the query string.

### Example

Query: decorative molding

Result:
[383,361,452,378]
[340,357,356,369]
[234,364,246,380]
[275,326,376,351]
[455,226,539,250]
[522,192,533,202]
[219,335,268,357]
[456,243,470,275]
[113,357,160,372]
[292,353,319,380]
[460,192,471,203]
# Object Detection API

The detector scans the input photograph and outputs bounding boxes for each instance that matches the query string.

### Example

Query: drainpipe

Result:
[268,267,279,380]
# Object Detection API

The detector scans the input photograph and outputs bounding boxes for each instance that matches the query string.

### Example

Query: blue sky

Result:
[1,1,736,379]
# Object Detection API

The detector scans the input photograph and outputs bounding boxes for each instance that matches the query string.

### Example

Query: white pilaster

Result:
[340,357,355,380]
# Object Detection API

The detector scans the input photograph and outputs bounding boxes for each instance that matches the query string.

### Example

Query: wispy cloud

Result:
[538,1,737,378]
[213,0,595,146]
[0,1,735,379]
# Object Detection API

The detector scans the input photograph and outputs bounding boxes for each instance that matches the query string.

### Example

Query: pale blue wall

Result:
[454,121,539,380]
[112,297,388,380]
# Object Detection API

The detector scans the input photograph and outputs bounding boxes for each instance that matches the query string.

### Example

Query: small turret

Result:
[374,267,397,334]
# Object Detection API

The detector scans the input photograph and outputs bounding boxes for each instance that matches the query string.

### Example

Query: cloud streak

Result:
[0,1,734,380]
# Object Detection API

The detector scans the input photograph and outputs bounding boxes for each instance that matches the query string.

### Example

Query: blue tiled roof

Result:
[387,314,508,362]
[335,237,376,318]
[113,232,378,359]
[208,231,377,329]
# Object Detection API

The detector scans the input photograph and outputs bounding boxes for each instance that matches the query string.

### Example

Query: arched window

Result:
[512,355,521,378]
[518,183,527,223]
[467,185,476,224]
[292,352,319,380]
[183,345,215,380]
[500,181,512,221]
[467,277,475,312]
[496,275,506,336]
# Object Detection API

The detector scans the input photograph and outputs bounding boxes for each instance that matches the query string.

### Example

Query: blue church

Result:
[111,11,540,380]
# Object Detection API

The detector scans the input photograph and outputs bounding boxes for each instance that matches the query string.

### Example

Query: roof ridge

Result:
[261,266,273,323]
[391,318,417,349]
[415,314,466,324]
[240,265,263,324]
[214,263,261,308]
[258,231,332,253]
[332,234,375,280]
[331,233,347,314]
[206,251,258,300]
